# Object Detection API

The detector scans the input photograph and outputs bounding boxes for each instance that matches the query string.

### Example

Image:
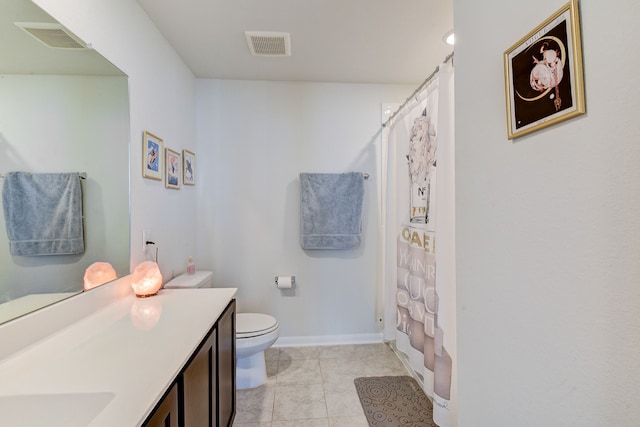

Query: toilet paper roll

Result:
[275,276,294,289]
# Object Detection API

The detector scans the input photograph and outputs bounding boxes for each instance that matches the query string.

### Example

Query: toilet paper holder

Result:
[274,276,295,287]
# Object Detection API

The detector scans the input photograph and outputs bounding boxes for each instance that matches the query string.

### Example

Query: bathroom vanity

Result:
[144,295,236,427]
[0,278,237,426]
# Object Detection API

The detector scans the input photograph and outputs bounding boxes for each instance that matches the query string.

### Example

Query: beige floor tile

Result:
[278,346,321,360]
[233,343,412,426]
[276,359,323,385]
[233,422,272,427]
[328,415,370,427]
[319,356,372,383]
[234,384,276,424]
[266,360,279,379]
[265,347,280,362]
[352,342,388,355]
[271,419,329,427]
[272,384,328,421]
[318,344,356,359]
[360,350,408,377]
[323,380,365,418]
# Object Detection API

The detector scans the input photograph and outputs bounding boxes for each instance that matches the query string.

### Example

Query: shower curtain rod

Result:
[382,51,454,128]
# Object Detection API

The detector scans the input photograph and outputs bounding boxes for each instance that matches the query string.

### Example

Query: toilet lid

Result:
[236,313,278,338]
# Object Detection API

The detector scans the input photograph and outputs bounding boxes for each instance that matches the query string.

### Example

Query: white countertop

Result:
[0,287,237,427]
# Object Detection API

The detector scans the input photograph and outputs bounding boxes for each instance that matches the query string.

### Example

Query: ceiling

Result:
[137,0,454,85]
[1,0,123,75]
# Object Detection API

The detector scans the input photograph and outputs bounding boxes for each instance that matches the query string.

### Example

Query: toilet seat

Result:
[236,313,278,339]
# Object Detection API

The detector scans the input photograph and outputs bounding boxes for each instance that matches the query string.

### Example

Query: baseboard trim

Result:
[273,332,383,348]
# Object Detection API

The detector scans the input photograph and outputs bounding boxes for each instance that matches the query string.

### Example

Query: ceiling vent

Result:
[244,31,291,57]
[14,22,88,49]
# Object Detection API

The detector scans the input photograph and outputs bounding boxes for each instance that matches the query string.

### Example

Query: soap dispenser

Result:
[187,256,195,275]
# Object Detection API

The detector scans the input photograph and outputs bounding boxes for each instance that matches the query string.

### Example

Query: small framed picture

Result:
[504,0,585,139]
[165,148,181,189]
[183,149,195,186]
[142,131,163,180]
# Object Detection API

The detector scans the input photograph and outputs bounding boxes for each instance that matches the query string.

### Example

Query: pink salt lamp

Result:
[83,262,117,290]
[130,261,163,298]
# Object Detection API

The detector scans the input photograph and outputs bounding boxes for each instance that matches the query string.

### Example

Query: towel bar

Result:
[1,172,87,179]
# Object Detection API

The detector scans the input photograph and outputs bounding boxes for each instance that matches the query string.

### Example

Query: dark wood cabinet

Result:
[182,328,216,427]
[143,299,235,427]
[145,383,179,427]
[216,300,235,427]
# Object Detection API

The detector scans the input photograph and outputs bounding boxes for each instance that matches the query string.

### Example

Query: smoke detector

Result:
[244,31,291,57]
[14,22,88,49]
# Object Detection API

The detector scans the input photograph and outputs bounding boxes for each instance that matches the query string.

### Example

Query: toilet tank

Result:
[164,271,213,289]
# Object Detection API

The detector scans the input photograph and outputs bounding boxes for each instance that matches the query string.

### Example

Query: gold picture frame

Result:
[182,149,195,186]
[142,131,163,180]
[165,148,181,189]
[504,0,585,140]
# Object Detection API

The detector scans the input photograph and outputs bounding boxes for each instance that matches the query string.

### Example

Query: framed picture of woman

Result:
[504,0,585,139]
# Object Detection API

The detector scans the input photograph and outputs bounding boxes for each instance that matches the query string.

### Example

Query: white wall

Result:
[0,75,129,299]
[455,0,640,425]
[196,79,413,339]
[34,0,198,282]
[31,0,415,342]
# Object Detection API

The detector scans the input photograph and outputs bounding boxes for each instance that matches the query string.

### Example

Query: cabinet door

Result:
[144,383,179,427]
[217,299,236,427]
[183,328,216,427]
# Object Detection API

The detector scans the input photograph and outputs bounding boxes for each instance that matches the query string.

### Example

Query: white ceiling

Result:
[1,0,124,75]
[137,0,454,85]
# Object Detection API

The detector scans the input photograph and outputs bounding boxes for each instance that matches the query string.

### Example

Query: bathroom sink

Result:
[0,392,114,426]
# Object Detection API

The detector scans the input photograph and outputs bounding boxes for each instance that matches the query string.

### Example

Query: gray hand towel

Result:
[300,172,364,250]
[2,172,84,256]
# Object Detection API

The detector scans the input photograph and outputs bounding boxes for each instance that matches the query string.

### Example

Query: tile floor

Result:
[233,343,410,427]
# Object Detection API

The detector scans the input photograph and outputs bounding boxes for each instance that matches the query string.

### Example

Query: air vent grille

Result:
[14,22,87,49]
[245,31,291,57]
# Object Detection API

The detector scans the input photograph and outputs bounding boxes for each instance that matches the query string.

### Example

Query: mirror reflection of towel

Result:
[2,172,84,256]
[300,172,364,250]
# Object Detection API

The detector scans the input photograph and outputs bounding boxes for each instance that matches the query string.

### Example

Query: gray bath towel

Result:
[2,172,84,256]
[300,172,364,250]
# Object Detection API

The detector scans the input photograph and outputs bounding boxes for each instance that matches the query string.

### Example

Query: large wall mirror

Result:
[0,0,130,324]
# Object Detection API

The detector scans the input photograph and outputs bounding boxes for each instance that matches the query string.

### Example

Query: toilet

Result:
[235,312,279,389]
[164,271,280,390]
[163,270,214,289]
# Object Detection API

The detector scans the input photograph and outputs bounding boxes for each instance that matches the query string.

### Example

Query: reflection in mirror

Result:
[83,262,118,291]
[0,0,130,324]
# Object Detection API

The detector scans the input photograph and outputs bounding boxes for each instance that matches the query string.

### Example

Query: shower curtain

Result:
[381,62,456,426]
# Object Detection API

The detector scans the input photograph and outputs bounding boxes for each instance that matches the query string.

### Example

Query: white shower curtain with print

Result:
[381,62,456,427]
